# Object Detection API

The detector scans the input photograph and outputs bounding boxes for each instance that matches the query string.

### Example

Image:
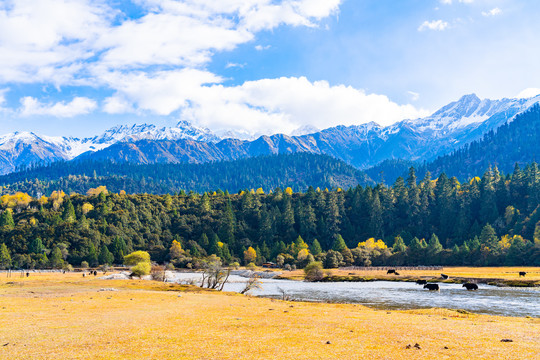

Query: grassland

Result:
[0,272,538,359]
[279,266,540,287]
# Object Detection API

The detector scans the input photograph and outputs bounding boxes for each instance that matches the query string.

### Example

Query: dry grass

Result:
[0,272,538,359]
[282,266,540,284]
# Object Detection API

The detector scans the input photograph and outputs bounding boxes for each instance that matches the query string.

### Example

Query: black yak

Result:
[424,283,439,291]
[462,283,478,290]
[387,269,396,274]
[441,274,449,280]
[519,272,526,277]
[416,280,427,285]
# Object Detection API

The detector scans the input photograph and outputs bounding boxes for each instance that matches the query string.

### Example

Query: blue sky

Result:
[0,0,539,138]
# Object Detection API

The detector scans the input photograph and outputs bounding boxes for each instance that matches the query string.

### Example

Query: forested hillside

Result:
[0,153,371,196]
[365,105,540,184]
[0,164,539,270]
[427,104,540,179]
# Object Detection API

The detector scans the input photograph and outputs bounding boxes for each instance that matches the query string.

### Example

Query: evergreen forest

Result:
[1,163,539,270]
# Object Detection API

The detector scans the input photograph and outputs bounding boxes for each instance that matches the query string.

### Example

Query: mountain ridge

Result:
[1,93,539,174]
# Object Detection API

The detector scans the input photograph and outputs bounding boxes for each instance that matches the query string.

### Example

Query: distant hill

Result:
[366,104,540,183]
[0,153,372,196]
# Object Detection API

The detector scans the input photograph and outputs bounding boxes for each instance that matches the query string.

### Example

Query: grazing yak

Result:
[462,283,479,291]
[416,280,427,285]
[387,269,396,274]
[424,283,440,291]
[519,272,526,277]
[441,274,449,280]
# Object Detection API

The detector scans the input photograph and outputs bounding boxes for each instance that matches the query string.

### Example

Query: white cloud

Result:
[101,68,222,116]
[407,91,420,101]
[255,44,271,51]
[103,96,135,114]
[0,88,8,106]
[440,0,474,4]
[0,0,342,85]
[177,77,429,135]
[516,88,540,99]
[20,96,97,117]
[482,8,502,17]
[418,20,449,31]
[226,62,246,69]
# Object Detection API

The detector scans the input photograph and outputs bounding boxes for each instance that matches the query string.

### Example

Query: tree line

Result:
[0,163,539,270]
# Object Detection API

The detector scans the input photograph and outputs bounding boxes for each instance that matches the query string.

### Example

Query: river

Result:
[167,272,539,318]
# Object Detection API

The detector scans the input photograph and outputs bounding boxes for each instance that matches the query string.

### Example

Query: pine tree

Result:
[392,236,407,253]
[332,234,348,252]
[310,239,322,255]
[49,246,64,269]
[29,238,45,254]
[62,198,76,223]
[0,209,15,229]
[98,244,114,265]
[0,243,11,269]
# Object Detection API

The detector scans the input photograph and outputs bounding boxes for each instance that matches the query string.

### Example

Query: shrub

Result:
[124,251,151,266]
[151,265,166,281]
[131,261,151,277]
[80,261,89,269]
[304,261,324,282]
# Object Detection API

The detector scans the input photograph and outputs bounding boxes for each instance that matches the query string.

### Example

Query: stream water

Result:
[168,272,539,318]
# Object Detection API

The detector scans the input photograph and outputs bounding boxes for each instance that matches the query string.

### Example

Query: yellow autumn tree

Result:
[82,203,94,215]
[244,246,257,265]
[256,188,264,195]
[87,186,108,197]
[358,238,388,250]
[297,248,310,261]
[169,240,183,260]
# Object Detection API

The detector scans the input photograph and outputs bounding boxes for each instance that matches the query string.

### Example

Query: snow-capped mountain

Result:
[0,93,539,175]
[0,121,220,174]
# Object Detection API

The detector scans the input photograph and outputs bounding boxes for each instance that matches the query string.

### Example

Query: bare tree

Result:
[240,274,262,295]
[277,286,290,301]
[200,256,231,291]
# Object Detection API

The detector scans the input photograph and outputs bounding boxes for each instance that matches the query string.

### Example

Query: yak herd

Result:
[384,270,528,291]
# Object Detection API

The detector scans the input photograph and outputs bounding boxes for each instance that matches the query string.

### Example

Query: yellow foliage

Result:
[285,187,293,196]
[29,218,37,226]
[337,188,342,192]
[256,188,264,195]
[169,240,183,259]
[498,235,512,251]
[38,196,48,205]
[297,248,309,261]
[119,190,127,196]
[358,238,388,250]
[87,186,108,196]
[1,192,33,209]
[217,241,224,248]
[244,246,257,264]
[124,251,151,266]
[49,190,66,202]
[82,203,94,215]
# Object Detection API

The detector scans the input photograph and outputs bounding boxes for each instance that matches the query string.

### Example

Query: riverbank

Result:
[277,266,540,287]
[0,272,538,359]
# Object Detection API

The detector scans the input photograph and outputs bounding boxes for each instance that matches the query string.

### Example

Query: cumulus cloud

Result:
[19,96,97,117]
[482,8,502,17]
[418,20,449,32]
[1,0,430,136]
[176,77,429,135]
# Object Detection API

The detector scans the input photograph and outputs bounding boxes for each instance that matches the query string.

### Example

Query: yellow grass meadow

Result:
[0,272,538,360]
